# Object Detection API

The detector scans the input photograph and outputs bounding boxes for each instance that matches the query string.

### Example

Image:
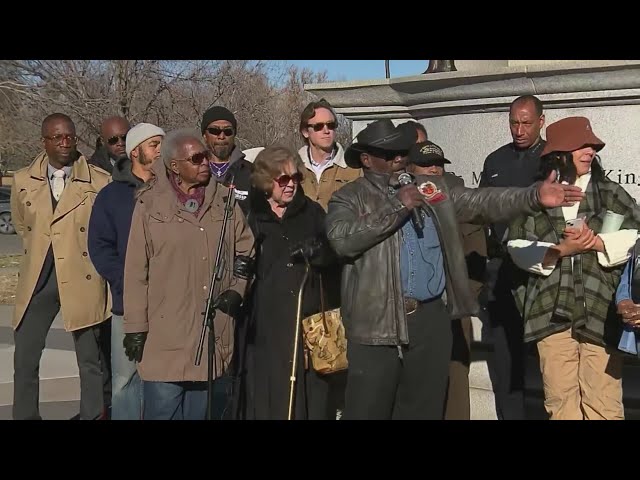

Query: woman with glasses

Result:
[236,145,340,420]
[122,129,254,420]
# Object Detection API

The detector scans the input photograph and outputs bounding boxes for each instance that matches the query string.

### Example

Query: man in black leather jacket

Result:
[325,119,583,420]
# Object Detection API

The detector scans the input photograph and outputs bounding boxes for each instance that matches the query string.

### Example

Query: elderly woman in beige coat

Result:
[123,129,254,420]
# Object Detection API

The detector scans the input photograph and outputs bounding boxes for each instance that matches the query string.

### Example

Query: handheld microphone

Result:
[398,172,424,231]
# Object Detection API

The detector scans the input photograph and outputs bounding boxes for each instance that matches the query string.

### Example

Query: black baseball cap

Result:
[408,140,451,167]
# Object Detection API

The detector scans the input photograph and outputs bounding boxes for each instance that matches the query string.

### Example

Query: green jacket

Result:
[509,178,640,347]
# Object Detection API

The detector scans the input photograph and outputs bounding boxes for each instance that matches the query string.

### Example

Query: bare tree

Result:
[0,60,348,170]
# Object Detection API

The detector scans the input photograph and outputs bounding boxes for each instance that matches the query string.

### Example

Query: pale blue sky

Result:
[286,60,429,82]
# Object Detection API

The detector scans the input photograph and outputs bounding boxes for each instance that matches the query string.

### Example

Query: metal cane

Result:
[287,258,310,420]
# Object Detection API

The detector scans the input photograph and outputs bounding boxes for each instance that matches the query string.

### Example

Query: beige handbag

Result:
[301,274,348,375]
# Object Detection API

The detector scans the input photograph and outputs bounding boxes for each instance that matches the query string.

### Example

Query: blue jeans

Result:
[143,381,207,420]
[111,314,143,420]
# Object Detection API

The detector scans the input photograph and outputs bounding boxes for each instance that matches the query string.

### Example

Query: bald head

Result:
[509,95,544,149]
[100,116,130,136]
[100,116,130,160]
[41,113,74,137]
[510,95,543,117]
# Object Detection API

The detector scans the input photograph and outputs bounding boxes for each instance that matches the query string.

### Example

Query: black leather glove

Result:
[233,255,255,280]
[214,289,243,318]
[290,237,324,262]
[123,332,147,363]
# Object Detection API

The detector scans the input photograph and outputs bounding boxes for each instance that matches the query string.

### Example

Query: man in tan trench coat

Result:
[10,113,112,420]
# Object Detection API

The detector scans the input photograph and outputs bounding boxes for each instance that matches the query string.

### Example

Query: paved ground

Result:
[0,219,82,421]
[0,234,21,256]
[0,400,79,420]
[2,228,640,420]
[0,304,81,420]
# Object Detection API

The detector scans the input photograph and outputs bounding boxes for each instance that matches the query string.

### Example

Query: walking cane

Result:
[287,258,310,420]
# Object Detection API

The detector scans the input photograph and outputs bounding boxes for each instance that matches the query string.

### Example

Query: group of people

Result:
[482,96,640,420]
[10,93,640,420]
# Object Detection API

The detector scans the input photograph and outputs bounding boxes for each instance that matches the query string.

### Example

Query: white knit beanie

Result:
[126,123,166,158]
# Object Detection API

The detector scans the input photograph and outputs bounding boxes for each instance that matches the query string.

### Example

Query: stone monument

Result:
[305,60,640,419]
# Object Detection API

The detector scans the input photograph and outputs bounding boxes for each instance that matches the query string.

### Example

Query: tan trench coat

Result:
[10,152,112,331]
[123,165,254,382]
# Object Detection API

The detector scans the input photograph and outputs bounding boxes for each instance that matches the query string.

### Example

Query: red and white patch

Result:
[418,181,446,204]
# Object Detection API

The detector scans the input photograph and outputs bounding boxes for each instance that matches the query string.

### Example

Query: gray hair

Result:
[160,128,205,168]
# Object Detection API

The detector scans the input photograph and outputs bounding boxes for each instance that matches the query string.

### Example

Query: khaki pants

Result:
[536,329,624,420]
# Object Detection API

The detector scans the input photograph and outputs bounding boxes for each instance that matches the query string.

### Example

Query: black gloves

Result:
[233,255,255,280]
[214,289,243,318]
[290,237,324,262]
[123,332,147,363]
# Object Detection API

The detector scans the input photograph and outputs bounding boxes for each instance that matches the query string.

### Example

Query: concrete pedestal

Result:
[307,60,640,197]
[306,60,640,419]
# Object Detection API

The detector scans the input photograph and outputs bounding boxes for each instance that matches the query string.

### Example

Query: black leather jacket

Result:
[88,146,115,174]
[326,169,542,346]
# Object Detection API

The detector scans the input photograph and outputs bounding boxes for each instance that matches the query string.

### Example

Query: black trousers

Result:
[343,298,452,420]
[445,316,472,420]
[98,319,112,412]
[13,267,106,420]
[487,282,526,420]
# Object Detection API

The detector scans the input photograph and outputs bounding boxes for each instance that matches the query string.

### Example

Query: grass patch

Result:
[0,255,20,304]
[0,271,17,304]
[0,255,21,269]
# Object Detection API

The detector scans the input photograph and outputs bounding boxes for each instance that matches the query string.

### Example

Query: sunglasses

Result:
[177,150,212,165]
[307,122,337,132]
[106,134,127,145]
[382,151,407,161]
[275,172,303,188]
[43,134,78,145]
[365,147,407,161]
[206,127,235,137]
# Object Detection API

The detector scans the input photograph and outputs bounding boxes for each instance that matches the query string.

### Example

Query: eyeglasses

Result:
[177,151,212,165]
[43,134,78,145]
[206,127,235,137]
[307,122,337,132]
[106,134,127,145]
[275,172,303,188]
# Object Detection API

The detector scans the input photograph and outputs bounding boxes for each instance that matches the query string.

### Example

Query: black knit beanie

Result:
[201,106,237,134]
